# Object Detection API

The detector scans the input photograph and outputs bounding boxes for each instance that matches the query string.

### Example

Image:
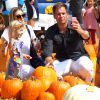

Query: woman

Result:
[1,7,36,79]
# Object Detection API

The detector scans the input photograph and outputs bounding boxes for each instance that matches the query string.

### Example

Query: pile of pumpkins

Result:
[0,66,98,100]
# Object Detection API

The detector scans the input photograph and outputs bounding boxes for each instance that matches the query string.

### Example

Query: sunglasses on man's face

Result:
[15,14,26,19]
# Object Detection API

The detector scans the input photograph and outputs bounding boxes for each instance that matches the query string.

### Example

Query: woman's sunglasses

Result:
[15,14,26,19]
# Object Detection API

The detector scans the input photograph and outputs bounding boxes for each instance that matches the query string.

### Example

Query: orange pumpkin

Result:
[38,92,55,100]
[0,39,10,72]
[0,72,6,96]
[33,66,57,91]
[63,75,86,87]
[21,79,42,100]
[0,72,5,88]
[1,78,23,99]
[39,77,52,92]
[48,81,71,100]
[33,66,57,82]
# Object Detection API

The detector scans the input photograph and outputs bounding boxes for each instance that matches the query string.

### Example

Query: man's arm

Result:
[71,18,90,39]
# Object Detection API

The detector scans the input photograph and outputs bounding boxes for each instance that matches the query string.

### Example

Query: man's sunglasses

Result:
[15,14,26,19]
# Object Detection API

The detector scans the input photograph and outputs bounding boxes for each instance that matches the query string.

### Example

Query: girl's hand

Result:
[23,54,32,60]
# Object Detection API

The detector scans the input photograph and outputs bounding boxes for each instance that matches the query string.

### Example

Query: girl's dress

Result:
[83,6,98,44]
[6,39,23,78]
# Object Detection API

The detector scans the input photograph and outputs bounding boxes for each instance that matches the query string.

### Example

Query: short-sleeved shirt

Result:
[43,24,89,61]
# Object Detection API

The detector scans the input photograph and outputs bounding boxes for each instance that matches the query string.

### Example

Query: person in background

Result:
[25,0,39,27]
[65,0,72,15]
[69,0,85,24]
[42,2,94,82]
[82,0,98,45]
[1,7,37,79]
[94,0,100,68]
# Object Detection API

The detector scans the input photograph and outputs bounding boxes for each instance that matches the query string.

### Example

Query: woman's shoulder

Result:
[26,24,33,30]
[1,27,9,42]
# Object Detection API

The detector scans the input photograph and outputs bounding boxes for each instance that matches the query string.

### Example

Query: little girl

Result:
[82,0,98,44]
[6,20,31,79]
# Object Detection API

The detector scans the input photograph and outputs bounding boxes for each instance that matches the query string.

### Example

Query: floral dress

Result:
[6,39,23,78]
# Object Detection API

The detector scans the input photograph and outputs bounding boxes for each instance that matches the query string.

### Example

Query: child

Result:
[6,20,32,79]
[82,0,98,44]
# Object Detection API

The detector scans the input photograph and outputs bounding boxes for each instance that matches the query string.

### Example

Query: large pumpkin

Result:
[63,84,100,100]
[33,66,57,91]
[48,80,71,100]
[21,79,42,100]
[1,78,23,99]
[63,75,86,87]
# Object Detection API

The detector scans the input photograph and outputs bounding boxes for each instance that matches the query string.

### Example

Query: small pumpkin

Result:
[21,78,42,100]
[48,80,71,100]
[38,92,55,100]
[1,78,23,99]
[63,75,86,87]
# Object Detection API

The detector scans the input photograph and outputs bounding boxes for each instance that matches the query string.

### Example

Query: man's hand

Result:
[45,56,54,69]
[23,54,32,60]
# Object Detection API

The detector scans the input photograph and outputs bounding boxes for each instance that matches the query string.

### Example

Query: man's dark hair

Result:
[53,2,68,14]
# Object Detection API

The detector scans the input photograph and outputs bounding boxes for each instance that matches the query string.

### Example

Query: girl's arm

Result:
[94,6,99,19]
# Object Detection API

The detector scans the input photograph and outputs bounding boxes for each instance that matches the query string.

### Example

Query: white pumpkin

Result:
[62,84,100,100]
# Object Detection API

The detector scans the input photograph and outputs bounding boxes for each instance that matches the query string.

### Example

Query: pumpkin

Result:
[84,36,99,81]
[0,72,6,88]
[62,84,100,100]
[0,72,6,96]
[0,39,10,71]
[95,55,100,87]
[39,77,52,92]
[63,75,86,87]
[33,66,57,91]
[84,34,99,56]
[38,92,55,100]
[48,80,71,100]
[33,66,57,82]
[21,78,42,100]
[1,78,23,99]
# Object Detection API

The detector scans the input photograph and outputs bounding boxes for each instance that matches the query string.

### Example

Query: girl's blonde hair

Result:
[8,20,25,42]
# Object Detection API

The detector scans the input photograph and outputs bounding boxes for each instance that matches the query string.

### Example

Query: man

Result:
[42,2,93,82]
